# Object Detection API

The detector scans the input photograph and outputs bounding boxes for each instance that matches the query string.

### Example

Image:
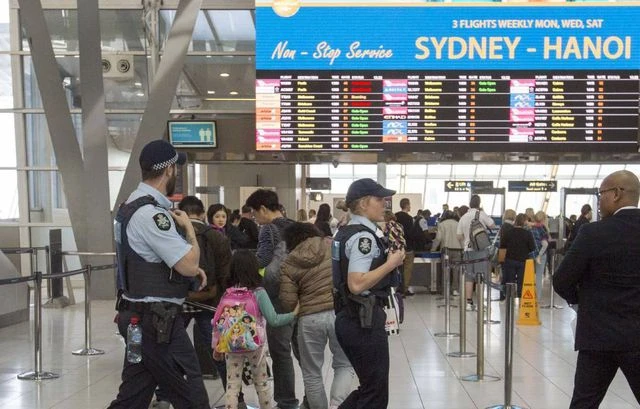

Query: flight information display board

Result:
[255,3,640,153]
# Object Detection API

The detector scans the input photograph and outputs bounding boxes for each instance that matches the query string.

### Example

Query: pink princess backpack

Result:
[212,287,266,353]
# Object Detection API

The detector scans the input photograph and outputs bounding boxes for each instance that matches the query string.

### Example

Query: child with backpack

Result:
[212,249,299,409]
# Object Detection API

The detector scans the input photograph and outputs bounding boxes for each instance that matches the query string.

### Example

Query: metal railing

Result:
[0,247,115,381]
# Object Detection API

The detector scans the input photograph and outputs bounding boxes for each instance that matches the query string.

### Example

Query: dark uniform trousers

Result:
[335,306,389,409]
[107,308,210,409]
[570,349,640,409]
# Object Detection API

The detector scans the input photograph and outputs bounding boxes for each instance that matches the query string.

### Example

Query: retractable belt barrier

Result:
[0,249,116,381]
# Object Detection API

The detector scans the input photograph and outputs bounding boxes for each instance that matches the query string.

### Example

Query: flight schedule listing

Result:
[255,70,639,152]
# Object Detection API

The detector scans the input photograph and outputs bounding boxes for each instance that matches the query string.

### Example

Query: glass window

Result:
[352,164,377,179]
[21,10,146,52]
[575,164,601,177]
[556,164,576,177]
[0,0,9,52]
[386,176,400,193]
[0,113,16,167]
[624,164,640,175]
[330,178,351,194]
[598,164,622,177]
[0,170,18,221]
[524,164,551,178]
[405,178,425,194]
[25,114,82,167]
[159,10,255,53]
[426,164,451,177]
[386,164,401,178]
[329,164,353,177]
[28,170,66,221]
[425,179,445,211]
[452,164,476,178]
[0,55,11,109]
[309,164,328,177]
[499,164,525,177]
[405,164,426,176]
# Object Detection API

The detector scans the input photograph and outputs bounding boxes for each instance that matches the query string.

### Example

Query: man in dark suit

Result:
[554,170,640,409]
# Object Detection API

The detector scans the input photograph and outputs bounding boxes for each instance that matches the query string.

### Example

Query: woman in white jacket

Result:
[431,210,463,295]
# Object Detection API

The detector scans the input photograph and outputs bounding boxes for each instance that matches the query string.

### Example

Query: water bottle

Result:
[126,316,142,363]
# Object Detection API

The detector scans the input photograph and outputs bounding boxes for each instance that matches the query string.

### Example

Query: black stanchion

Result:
[18,271,59,381]
[487,283,527,409]
[462,272,500,383]
[72,265,105,356]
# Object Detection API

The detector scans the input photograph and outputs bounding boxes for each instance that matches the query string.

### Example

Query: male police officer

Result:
[332,178,405,409]
[108,140,210,409]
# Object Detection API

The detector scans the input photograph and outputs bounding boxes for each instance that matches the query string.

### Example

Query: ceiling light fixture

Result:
[220,73,230,77]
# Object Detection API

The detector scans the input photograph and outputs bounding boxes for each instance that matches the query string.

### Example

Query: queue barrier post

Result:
[485,269,501,325]
[18,271,59,381]
[486,283,527,409]
[461,272,500,383]
[540,250,563,310]
[72,264,105,356]
[435,250,459,338]
[448,260,476,358]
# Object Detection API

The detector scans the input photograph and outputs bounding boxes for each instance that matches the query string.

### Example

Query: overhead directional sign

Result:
[508,181,557,192]
[445,181,493,192]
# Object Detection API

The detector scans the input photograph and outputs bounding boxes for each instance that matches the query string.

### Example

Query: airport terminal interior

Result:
[1,0,640,408]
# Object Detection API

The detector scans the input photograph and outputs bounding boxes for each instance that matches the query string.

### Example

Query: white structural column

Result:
[115,0,203,209]
[17,1,87,286]
[78,0,116,297]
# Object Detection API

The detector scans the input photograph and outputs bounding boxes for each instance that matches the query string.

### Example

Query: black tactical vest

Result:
[332,223,390,314]
[115,195,190,299]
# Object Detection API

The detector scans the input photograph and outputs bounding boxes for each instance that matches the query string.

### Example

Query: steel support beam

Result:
[78,0,116,297]
[115,0,203,209]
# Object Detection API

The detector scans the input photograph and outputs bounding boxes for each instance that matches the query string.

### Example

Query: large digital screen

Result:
[255,2,640,153]
[168,121,217,148]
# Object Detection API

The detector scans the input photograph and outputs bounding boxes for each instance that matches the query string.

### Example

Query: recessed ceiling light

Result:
[220,73,230,77]
[136,92,144,96]
[135,82,142,87]
[207,90,216,94]
[229,91,238,95]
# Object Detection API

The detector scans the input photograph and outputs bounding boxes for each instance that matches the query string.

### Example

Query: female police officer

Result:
[332,178,405,409]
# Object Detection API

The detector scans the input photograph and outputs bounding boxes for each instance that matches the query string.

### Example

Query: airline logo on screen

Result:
[271,0,300,17]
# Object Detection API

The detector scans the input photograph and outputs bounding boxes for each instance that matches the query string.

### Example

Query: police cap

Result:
[139,140,187,171]
[346,178,396,205]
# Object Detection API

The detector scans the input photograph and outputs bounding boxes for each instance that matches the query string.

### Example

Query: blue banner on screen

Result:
[255,3,640,153]
[168,121,217,148]
[257,5,639,70]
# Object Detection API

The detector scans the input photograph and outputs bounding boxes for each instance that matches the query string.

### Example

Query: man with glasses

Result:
[554,170,640,409]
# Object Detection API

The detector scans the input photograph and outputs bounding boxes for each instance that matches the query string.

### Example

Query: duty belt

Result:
[117,298,180,314]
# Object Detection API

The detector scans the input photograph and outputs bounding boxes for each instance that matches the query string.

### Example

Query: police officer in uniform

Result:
[108,140,210,409]
[332,178,405,409]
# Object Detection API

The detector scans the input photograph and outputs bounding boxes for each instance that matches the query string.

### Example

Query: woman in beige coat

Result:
[280,222,355,409]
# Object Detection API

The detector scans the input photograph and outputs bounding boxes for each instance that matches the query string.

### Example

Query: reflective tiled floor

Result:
[1,280,639,409]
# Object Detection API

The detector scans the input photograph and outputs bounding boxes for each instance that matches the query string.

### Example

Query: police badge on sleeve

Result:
[153,213,171,231]
[358,237,372,254]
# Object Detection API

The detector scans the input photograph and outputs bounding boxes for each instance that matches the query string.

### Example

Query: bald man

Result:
[554,170,640,409]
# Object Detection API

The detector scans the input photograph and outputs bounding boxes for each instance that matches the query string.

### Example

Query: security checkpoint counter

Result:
[412,252,442,294]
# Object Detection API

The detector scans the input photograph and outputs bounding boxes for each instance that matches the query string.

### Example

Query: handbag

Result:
[384,287,400,336]
[498,248,507,264]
